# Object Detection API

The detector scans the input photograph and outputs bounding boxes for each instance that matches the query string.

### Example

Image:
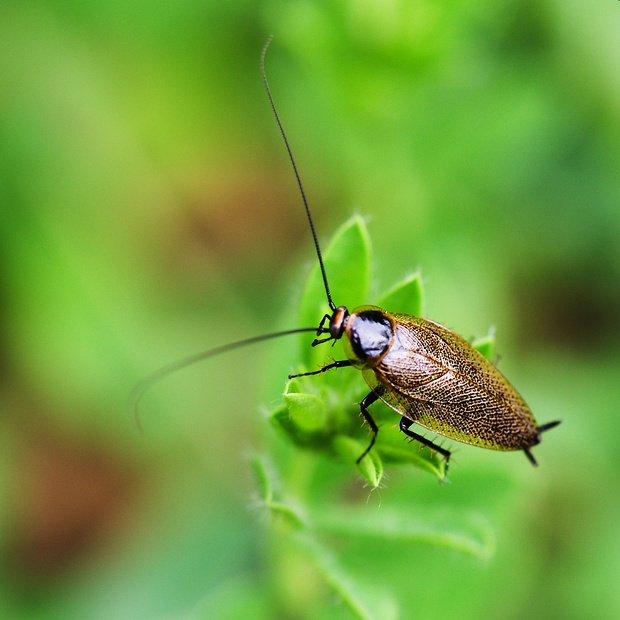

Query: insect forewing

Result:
[366,314,539,451]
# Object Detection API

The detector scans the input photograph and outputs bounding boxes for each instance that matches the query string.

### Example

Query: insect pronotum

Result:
[132,37,560,473]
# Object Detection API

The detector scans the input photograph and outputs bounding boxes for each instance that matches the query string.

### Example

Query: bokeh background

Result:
[1,1,619,618]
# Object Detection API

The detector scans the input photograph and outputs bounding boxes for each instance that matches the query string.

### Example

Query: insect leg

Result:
[523,420,560,467]
[523,448,538,467]
[399,418,452,471]
[355,391,381,464]
[288,359,352,379]
[308,314,332,346]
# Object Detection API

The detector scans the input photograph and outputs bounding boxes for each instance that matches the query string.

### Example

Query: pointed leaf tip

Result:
[332,435,384,487]
[377,272,425,317]
[298,215,372,367]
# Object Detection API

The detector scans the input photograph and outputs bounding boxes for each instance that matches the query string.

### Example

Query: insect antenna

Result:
[260,36,336,312]
[132,39,337,428]
[131,327,318,430]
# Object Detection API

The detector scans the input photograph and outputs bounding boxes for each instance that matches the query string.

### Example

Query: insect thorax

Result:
[343,306,395,369]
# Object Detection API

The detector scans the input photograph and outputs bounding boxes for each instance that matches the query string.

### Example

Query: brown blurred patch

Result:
[162,157,313,294]
[4,387,143,592]
[513,256,620,354]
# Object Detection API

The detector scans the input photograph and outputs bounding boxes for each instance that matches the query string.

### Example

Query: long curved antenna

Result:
[131,326,318,430]
[260,36,336,312]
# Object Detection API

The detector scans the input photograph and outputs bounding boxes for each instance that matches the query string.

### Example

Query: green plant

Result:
[246,216,497,619]
[269,215,496,487]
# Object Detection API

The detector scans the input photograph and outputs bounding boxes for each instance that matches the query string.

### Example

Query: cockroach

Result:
[132,37,560,473]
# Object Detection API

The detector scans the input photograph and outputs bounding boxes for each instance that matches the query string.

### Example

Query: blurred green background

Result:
[1,1,619,618]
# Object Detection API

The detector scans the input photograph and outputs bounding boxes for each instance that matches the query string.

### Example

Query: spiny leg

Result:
[288,359,352,379]
[355,390,380,464]
[289,363,380,464]
[399,418,451,473]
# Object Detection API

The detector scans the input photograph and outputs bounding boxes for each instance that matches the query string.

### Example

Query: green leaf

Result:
[250,454,274,504]
[332,435,383,488]
[472,328,496,361]
[269,401,313,449]
[296,531,395,620]
[313,509,495,561]
[267,501,305,530]
[270,381,334,451]
[250,456,304,530]
[284,391,327,432]
[298,216,371,368]
[376,272,425,317]
[376,441,445,479]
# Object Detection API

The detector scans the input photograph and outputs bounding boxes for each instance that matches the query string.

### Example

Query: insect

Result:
[133,37,560,473]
